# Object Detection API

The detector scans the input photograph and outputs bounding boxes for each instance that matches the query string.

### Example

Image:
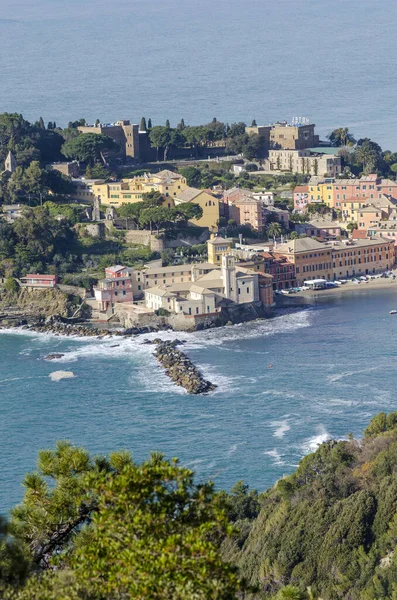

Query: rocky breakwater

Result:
[152,340,217,394]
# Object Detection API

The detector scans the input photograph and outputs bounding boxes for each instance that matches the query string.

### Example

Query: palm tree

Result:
[266,222,283,240]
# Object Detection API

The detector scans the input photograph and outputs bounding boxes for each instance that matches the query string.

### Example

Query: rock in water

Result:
[153,340,217,394]
[44,353,64,360]
[49,371,76,382]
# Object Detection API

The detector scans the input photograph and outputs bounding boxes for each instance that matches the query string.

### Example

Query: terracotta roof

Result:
[352,230,368,239]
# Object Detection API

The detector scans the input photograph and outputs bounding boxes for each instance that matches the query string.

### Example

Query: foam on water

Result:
[270,420,291,438]
[302,426,332,453]
[264,449,286,466]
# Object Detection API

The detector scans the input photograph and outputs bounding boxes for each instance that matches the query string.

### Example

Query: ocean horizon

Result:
[1,0,397,148]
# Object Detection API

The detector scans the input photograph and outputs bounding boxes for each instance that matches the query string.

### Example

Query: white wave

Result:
[302,425,332,453]
[226,441,248,456]
[327,365,381,383]
[264,449,286,466]
[270,420,291,438]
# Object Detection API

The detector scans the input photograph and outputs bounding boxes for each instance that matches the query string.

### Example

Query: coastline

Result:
[299,277,397,300]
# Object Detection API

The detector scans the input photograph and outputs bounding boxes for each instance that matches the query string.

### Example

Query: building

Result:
[273,236,394,284]
[173,187,220,230]
[144,254,260,317]
[233,196,265,232]
[207,236,232,265]
[261,252,296,290]
[48,161,80,178]
[71,178,107,203]
[264,205,289,228]
[19,274,57,289]
[308,175,397,209]
[93,265,133,312]
[4,151,16,173]
[293,185,309,212]
[268,149,341,177]
[295,219,342,239]
[252,191,274,206]
[1,204,24,223]
[78,120,140,160]
[269,122,319,150]
[92,170,188,208]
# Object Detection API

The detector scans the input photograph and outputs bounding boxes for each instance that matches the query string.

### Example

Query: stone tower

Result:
[222,254,238,302]
[92,196,101,221]
[4,151,16,173]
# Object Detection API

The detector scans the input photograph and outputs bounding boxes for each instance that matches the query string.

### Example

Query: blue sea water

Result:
[1,0,397,148]
[1,289,397,513]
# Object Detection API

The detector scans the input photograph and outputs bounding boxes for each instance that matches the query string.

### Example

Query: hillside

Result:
[223,412,397,599]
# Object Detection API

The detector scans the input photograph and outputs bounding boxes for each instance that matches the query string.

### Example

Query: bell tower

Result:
[222,255,237,302]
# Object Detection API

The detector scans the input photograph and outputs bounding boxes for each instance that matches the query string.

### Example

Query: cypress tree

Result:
[251,119,257,127]
[47,121,53,130]
[148,118,152,129]
[139,117,147,131]
[165,119,170,128]
[95,118,100,126]
[212,117,217,123]
[38,117,45,129]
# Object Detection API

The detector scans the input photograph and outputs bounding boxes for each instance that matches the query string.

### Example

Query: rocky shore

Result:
[0,313,164,338]
[150,339,217,394]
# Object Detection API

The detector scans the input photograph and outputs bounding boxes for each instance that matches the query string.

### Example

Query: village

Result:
[1,118,397,330]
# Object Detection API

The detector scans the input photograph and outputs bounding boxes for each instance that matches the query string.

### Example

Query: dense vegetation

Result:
[2,413,397,598]
[224,411,397,599]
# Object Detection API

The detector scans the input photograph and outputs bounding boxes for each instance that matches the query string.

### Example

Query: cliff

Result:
[224,411,397,600]
[0,288,87,325]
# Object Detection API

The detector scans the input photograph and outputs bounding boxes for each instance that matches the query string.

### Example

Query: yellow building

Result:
[174,188,220,231]
[307,179,334,208]
[207,236,232,265]
[93,170,188,208]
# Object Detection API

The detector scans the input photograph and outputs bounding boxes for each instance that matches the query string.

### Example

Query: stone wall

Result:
[115,301,273,332]
[125,230,165,251]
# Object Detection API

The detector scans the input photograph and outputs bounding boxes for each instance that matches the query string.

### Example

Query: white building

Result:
[267,149,341,177]
[144,255,259,317]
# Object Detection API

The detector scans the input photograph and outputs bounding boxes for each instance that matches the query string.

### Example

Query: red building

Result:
[20,274,57,288]
[261,252,296,290]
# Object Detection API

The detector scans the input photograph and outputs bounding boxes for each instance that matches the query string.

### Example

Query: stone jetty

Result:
[152,340,217,394]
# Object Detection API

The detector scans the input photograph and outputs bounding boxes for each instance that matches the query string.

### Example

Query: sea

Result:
[1,0,397,148]
[1,289,397,513]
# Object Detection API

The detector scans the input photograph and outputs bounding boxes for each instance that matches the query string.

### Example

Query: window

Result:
[246,287,249,293]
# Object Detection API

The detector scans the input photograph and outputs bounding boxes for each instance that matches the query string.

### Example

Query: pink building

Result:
[332,174,397,206]
[293,185,309,211]
[20,274,57,288]
[94,265,133,312]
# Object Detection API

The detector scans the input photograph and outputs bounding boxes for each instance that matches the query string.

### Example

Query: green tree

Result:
[61,133,118,166]
[177,118,186,130]
[228,122,246,138]
[179,166,202,187]
[165,119,170,128]
[354,138,383,173]
[5,446,243,600]
[149,127,184,161]
[139,117,147,131]
[147,118,152,129]
[347,222,358,233]
[3,277,19,294]
[251,119,257,127]
[328,127,356,147]
[266,222,283,239]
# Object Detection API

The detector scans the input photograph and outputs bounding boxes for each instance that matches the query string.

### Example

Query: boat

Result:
[390,310,397,315]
